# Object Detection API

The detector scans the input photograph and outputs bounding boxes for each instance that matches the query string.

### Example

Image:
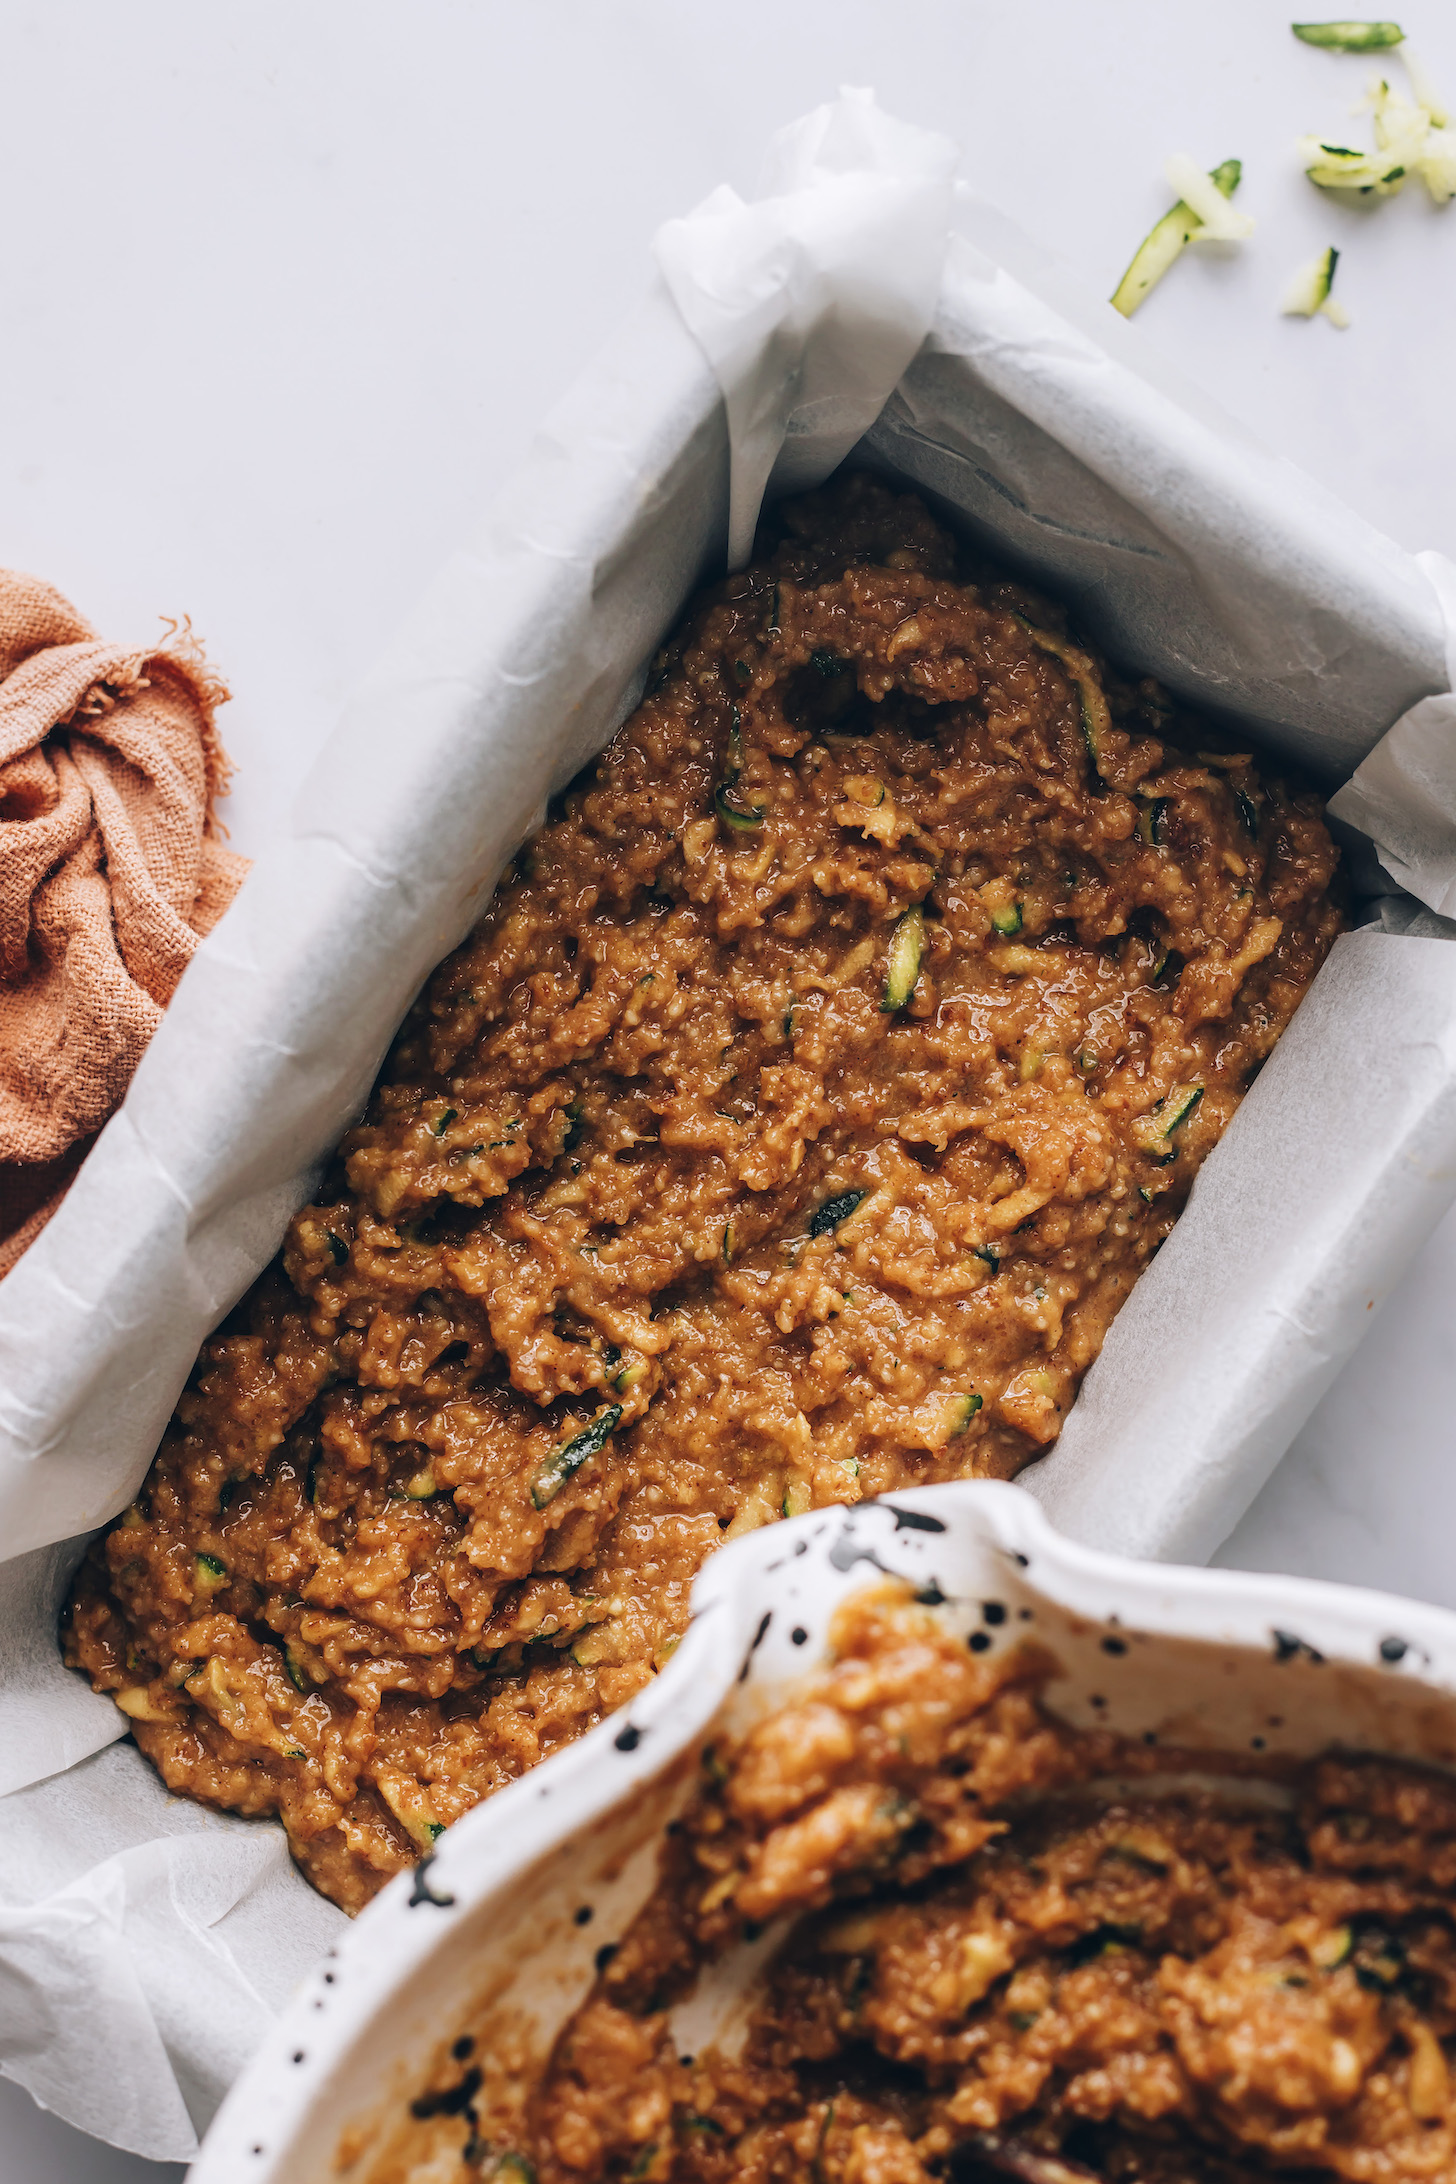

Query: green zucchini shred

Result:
[714,705,767,830]
[882,905,926,1011]
[714,783,767,830]
[1314,1923,1354,1967]
[808,1188,868,1239]
[945,1391,983,1435]
[284,1644,309,1694]
[1111,159,1243,318]
[1292,19,1404,49]
[431,1107,457,1138]
[1135,1083,1205,1161]
[530,1404,624,1509]
[196,1552,227,1581]
[1015,617,1112,778]
[1138,798,1171,847]
[974,1244,1001,1274]
[990,902,1023,937]
[1164,1084,1205,1133]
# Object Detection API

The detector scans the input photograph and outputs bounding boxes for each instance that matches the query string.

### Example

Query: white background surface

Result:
[2,1,1454,2175]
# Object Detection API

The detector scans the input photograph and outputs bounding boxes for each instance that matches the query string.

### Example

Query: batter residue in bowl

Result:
[513,1587,1456,2184]
[63,478,1344,1910]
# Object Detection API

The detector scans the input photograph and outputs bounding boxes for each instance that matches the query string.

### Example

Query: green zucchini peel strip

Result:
[1132,1083,1205,1161]
[882,906,926,1012]
[1292,19,1404,49]
[943,1391,983,1436]
[1016,619,1112,779]
[1111,158,1242,317]
[1280,244,1349,325]
[531,1403,623,1509]
[808,1188,868,1239]
[714,706,767,830]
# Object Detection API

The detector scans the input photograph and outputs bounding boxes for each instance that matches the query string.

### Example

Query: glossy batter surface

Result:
[63,480,1343,1910]
[515,1589,1456,2184]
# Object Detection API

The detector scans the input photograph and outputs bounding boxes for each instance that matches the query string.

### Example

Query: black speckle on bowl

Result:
[595,1942,618,1974]
[968,1631,992,1654]
[408,1854,456,1910]
[615,1724,643,1752]
[983,1601,1006,1626]
[574,1907,594,1928]
[1380,1635,1409,1664]
[1272,1630,1325,1666]
[791,1626,809,1646]
[453,2035,476,2060]
[888,1506,946,1533]
[1101,1635,1127,1657]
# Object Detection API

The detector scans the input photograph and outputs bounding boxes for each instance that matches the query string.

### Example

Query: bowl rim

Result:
[192,1478,1456,2183]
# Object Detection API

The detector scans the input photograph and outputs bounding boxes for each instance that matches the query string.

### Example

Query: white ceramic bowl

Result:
[192,1481,1456,2184]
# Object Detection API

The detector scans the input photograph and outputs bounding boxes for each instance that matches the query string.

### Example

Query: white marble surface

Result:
[2,1,1454,2174]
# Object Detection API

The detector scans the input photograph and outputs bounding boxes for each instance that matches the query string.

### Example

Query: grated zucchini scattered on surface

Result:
[1293,19,1405,50]
[1296,57,1456,204]
[1280,243,1350,324]
[1111,158,1247,316]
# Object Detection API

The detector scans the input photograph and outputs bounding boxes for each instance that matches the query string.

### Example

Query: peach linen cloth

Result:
[0,572,248,1274]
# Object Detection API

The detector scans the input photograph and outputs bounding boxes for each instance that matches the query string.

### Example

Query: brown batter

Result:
[63,478,1344,1912]
[500,1587,1456,2184]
